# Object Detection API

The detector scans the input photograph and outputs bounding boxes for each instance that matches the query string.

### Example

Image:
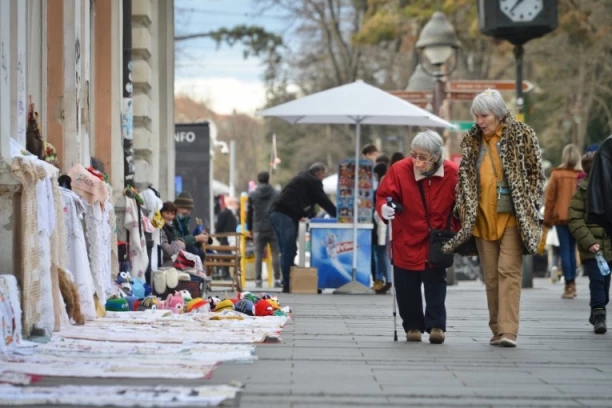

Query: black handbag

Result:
[418,182,455,269]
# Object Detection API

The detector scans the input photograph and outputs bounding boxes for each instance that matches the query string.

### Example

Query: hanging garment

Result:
[50,178,70,331]
[0,275,23,352]
[124,198,149,281]
[61,188,97,321]
[84,201,113,307]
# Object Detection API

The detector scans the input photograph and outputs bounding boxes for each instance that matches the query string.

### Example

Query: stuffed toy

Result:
[234,299,255,316]
[116,270,132,295]
[164,292,185,314]
[106,297,129,312]
[260,293,272,300]
[186,298,210,313]
[131,279,146,299]
[239,291,260,304]
[26,99,44,159]
[135,296,161,311]
[57,266,85,325]
[214,299,234,312]
[208,296,221,310]
[266,298,281,311]
[125,295,138,311]
[143,283,152,297]
[179,289,192,302]
[255,299,275,317]
[273,310,289,317]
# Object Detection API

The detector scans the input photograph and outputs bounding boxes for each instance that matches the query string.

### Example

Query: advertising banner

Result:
[310,225,372,289]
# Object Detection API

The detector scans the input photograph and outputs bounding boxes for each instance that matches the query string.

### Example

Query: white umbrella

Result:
[259,80,455,295]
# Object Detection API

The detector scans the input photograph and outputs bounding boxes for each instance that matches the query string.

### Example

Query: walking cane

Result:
[386,197,398,342]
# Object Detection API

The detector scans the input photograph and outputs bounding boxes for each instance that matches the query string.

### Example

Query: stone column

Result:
[62,0,82,170]
[0,0,24,278]
[131,0,153,191]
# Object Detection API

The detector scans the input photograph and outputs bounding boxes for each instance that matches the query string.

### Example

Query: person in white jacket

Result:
[373,162,392,294]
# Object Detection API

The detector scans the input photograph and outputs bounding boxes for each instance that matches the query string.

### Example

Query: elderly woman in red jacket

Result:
[376,130,458,344]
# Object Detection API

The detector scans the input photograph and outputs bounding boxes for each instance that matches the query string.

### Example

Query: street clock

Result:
[478,0,558,45]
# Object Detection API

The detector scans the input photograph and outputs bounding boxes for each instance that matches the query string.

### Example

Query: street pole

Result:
[514,44,533,289]
[229,140,236,197]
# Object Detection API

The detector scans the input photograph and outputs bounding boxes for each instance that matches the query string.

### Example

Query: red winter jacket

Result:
[376,158,459,271]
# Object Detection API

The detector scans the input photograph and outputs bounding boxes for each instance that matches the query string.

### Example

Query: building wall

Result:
[132,0,175,200]
[0,0,175,275]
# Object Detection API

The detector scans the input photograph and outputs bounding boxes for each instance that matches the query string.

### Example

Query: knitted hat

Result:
[174,192,194,210]
[187,298,208,313]
[215,299,235,312]
[255,299,275,316]
[105,298,129,312]
[235,299,255,316]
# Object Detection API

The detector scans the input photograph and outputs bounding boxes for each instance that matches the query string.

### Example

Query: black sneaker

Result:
[593,308,607,334]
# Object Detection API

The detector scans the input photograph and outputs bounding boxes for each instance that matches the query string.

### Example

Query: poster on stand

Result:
[336,159,373,224]
[310,225,372,289]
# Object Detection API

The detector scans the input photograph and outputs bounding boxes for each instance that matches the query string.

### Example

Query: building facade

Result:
[0,0,175,275]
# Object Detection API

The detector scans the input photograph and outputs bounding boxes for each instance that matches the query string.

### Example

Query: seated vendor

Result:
[173,192,211,261]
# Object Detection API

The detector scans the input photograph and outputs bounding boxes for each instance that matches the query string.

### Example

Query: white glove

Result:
[381,203,396,220]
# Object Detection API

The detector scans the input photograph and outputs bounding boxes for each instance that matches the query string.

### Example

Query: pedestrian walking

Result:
[376,130,458,344]
[247,172,282,288]
[568,151,611,334]
[269,162,337,293]
[587,135,612,238]
[544,144,582,298]
[215,196,239,280]
[443,89,545,347]
[372,162,392,294]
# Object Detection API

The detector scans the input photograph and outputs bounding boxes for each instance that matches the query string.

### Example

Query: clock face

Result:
[500,0,543,23]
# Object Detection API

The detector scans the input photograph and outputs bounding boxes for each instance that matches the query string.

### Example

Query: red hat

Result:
[255,299,275,317]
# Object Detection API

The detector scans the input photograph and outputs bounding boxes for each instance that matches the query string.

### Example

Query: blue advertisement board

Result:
[310,225,372,289]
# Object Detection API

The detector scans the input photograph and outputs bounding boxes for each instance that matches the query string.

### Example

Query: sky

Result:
[174,0,289,115]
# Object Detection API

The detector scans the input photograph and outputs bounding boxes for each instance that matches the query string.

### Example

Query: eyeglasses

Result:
[410,151,432,162]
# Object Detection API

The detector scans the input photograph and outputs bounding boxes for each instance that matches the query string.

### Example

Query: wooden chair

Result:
[204,232,243,293]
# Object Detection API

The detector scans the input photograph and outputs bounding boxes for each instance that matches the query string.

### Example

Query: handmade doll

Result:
[164,292,185,314]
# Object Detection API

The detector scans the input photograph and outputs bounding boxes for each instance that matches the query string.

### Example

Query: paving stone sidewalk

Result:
[208,277,612,407]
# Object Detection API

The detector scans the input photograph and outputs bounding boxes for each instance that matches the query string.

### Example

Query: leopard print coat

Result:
[443,112,545,255]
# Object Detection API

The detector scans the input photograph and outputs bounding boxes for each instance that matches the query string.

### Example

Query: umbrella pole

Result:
[334,120,374,295]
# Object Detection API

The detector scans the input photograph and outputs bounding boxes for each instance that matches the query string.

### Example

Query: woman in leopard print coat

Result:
[443,89,545,348]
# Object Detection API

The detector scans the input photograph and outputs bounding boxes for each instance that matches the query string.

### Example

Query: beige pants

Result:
[475,227,524,336]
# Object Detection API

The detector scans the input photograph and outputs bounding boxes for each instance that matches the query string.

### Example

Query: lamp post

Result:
[416,10,460,286]
[415,11,460,116]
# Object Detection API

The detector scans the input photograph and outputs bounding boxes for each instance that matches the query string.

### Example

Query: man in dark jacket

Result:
[173,191,210,260]
[247,172,281,288]
[270,162,337,292]
[587,135,612,238]
[214,196,239,280]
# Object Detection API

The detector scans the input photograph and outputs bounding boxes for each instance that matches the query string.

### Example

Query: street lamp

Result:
[406,64,436,92]
[415,11,460,115]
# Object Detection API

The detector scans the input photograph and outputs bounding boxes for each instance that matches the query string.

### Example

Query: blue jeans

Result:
[375,245,392,282]
[556,225,577,281]
[270,212,297,287]
[586,259,611,309]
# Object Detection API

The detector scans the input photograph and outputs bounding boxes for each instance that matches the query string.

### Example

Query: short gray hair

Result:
[308,162,328,176]
[470,89,507,119]
[411,130,444,161]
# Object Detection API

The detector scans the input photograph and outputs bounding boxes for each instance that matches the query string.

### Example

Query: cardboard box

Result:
[290,267,318,294]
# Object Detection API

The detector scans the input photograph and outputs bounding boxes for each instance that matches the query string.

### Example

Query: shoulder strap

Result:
[418,181,453,232]
[417,182,431,231]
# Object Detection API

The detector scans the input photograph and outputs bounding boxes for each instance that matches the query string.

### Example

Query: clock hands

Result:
[509,0,525,14]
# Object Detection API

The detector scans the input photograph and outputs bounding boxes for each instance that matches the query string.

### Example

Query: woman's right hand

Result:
[589,244,600,253]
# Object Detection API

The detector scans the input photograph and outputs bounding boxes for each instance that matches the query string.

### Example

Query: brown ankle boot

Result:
[570,281,577,298]
[561,283,573,299]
